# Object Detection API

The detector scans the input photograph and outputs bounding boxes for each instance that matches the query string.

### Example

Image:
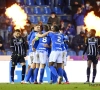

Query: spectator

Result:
[73,7,85,35]
[85,1,91,10]
[85,2,94,16]
[72,31,85,55]
[94,0,100,17]
[47,12,60,26]
[0,14,7,30]
[64,23,76,45]
[0,35,6,55]
[59,20,65,30]
[70,0,83,15]
[84,0,96,7]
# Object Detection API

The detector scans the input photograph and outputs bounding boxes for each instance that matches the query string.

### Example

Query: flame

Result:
[84,11,100,36]
[5,4,27,30]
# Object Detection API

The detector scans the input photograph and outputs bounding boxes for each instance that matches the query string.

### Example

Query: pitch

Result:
[0,83,100,90]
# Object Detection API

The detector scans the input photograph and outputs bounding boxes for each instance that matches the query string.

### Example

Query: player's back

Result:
[48,32,63,51]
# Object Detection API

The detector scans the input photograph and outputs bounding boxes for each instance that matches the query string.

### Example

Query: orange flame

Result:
[5,4,27,30]
[84,11,100,36]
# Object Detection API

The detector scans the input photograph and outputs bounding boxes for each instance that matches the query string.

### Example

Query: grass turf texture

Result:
[0,83,100,90]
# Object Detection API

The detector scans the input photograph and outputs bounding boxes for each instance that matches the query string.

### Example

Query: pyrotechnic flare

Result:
[5,3,27,29]
[84,11,100,36]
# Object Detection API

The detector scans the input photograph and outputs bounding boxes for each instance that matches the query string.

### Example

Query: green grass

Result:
[0,83,100,90]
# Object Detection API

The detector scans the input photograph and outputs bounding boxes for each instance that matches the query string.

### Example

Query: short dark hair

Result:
[53,26,59,32]
[44,25,49,31]
[51,12,56,15]
[91,29,96,34]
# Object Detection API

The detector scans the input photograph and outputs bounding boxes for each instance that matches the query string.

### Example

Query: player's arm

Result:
[32,37,39,46]
[82,38,88,59]
[36,31,52,38]
[97,37,100,59]
[10,38,15,53]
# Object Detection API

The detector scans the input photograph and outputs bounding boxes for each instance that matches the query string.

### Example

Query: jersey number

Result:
[57,36,61,42]
[42,37,47,42]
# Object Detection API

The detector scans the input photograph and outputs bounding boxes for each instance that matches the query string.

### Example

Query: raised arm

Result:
[36,31,51,38]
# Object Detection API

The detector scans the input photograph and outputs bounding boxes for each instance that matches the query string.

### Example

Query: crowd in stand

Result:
[0,0,100,55]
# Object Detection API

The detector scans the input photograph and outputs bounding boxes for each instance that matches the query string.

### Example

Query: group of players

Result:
[10,24,69,84]
[10,24,100,84]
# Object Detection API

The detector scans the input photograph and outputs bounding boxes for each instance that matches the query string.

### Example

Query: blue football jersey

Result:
[61,34,69,51]
[27,31,39,53]
[48,32,64,51]
[37,34,51,51]
[27,31,34,42]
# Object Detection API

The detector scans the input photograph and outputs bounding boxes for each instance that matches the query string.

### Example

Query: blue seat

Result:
[6,51,12,55]
[40,16,48,24]
[0,51,3,55]
[34,6,42,14]
[43,6,51,14]
[24,7,32,15]
[26,0,34,6]
[30,16,38,24]
[63,6,71,14]
[68,50,76,56]
[61,16,67,21]
[36,0,44,5]
[78,50,83,56]
[53,7,62,14]
[46,0,51,5]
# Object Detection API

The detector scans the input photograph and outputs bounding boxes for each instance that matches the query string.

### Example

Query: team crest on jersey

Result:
[19,39,22,42]
[95,39,97,42]
[12,62,14,65]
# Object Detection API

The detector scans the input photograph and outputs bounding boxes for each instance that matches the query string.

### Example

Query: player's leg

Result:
[92,57,98,83]
[20,57,26,83]
[34,51,40,84]
[10,55,17,84]
[11,64,15,84]
[62,65,69,84]
[26,65,30,75]
[26,63,36,83]
[57,51,64,84]
[26,52,35,83]
[49,62,58,83]
[62,51,69,84]
[26,52,33,75]
[39,51,47,83]
[85,57,92,83]
[49,51,58,78]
